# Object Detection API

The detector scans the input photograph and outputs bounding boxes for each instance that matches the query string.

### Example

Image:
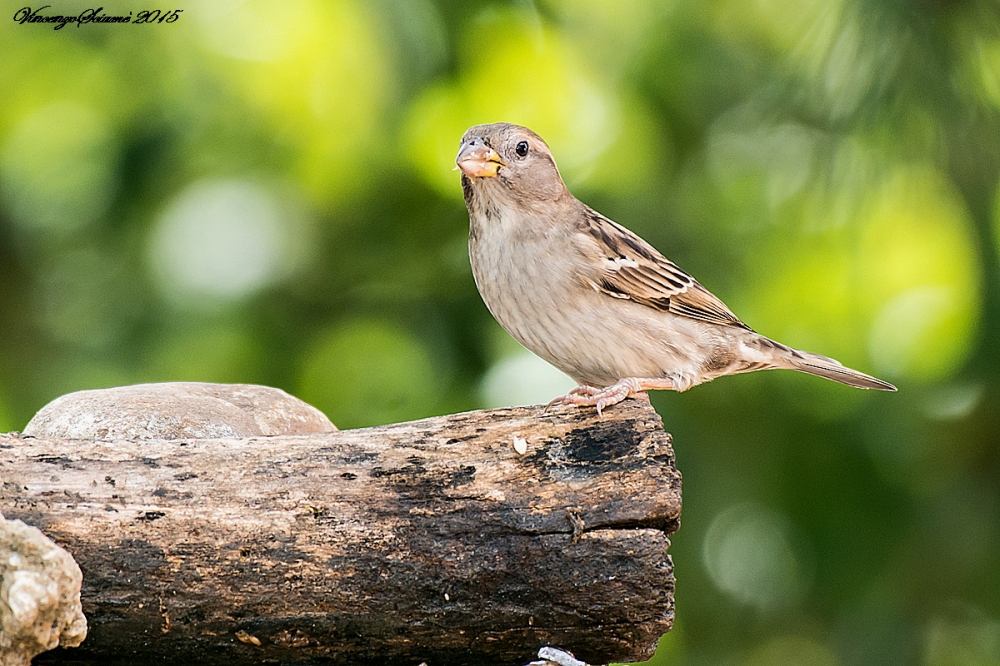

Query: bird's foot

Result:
[545,384,604,410]
[547,378,667,416]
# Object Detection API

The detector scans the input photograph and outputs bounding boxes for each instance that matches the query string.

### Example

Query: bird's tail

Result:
[790,349,895,391]
[758,337,897,391]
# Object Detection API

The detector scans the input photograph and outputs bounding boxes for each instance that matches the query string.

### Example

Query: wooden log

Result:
[0,401,680,666]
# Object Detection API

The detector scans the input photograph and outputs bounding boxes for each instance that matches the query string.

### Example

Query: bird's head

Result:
[456,123,569,210]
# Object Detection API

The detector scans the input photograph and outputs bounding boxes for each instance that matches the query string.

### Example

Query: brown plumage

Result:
[456,122,896,413]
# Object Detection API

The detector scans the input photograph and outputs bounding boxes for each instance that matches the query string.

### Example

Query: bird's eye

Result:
[515,141,529,158]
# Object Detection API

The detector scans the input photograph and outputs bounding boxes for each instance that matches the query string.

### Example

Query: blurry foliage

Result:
[2,0,1000,664]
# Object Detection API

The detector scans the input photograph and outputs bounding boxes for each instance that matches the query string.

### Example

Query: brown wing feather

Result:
[578,208,750,329]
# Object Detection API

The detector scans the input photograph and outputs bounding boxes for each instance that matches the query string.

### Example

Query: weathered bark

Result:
[0,401,680,666]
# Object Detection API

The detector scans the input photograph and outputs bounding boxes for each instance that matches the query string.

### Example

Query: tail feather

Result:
[751,336,896,391]
[788,350,896,391]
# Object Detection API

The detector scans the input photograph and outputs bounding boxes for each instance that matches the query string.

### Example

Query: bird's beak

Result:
[456,140,506,178]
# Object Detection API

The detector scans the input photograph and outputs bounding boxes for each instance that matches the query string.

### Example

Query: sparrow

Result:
[456,123,896,414]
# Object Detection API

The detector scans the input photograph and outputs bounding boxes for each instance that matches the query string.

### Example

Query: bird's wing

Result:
[576,208,750,329]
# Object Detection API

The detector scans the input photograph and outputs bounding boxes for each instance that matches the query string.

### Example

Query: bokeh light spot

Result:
[196,0,303,62]
[869,286,963,379]
[703,504,810,611]
[149,179,309,305]
[480,350,577,408]
[923,382,985,422]
[860,168,979,381]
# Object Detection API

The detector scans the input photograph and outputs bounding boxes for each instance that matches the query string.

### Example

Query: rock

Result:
[23,383,335,440]
[0,514,87,666]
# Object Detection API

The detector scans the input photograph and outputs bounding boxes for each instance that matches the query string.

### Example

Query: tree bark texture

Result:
[0,401,680,666]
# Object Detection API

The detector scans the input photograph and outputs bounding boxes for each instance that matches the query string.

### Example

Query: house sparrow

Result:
[456,123,896,414]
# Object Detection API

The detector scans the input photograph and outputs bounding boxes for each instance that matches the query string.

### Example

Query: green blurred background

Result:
[2,0,1000,664]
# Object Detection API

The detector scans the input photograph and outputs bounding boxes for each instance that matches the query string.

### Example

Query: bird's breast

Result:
[468,209,572,334]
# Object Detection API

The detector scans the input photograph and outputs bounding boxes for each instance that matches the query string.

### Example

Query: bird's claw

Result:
[545,386,597,411]
[546,379,652,416]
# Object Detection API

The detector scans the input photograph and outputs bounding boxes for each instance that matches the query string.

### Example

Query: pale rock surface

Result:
[23,382,336,440]
[0,514,87,666]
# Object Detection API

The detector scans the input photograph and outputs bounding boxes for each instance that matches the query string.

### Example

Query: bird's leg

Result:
[548,377,676,416]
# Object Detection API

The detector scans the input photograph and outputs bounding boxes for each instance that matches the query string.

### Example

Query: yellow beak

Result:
[456,140,506,178]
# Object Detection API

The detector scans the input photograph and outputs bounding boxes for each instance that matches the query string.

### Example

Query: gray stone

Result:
[23,383,336,440]
[0,514,87,666]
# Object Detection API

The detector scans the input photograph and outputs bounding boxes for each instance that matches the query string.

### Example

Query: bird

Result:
[456,122,896,414]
